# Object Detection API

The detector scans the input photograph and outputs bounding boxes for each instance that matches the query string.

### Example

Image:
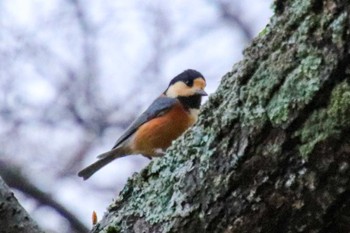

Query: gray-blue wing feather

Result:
[111,96,177,149]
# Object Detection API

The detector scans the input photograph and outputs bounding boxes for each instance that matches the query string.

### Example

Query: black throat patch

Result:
[177,95,202,110]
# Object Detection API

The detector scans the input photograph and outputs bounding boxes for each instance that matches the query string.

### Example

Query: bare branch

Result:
[216,0,254,41]
[0,161,89,233]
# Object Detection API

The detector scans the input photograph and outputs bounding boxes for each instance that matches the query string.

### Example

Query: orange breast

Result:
[132,103,195,156]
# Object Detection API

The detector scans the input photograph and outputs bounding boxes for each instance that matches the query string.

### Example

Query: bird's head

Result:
[164,69,207,98]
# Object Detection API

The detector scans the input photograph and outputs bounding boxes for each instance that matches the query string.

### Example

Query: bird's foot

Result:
[154,148,166,157]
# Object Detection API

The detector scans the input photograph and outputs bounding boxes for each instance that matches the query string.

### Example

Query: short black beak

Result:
[195,89,208,96]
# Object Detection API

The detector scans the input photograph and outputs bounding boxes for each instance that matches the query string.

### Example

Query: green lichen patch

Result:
[267,54,322,127]
[258,24,271,38]
[106,226,120,233]
[287,14,320,46]
[295,80,350,157]
[290,0,313,17]
[240,48,297,127]
[329,12,348,48]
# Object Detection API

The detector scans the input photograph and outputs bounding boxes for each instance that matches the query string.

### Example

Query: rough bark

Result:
[92,0,350,232]
[0,176,44,233]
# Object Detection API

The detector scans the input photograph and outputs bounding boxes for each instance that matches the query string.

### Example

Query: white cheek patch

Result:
[166,82,194,97]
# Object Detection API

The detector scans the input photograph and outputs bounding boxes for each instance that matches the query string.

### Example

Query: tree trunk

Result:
[0,177,44,233]
[92,0,350,232]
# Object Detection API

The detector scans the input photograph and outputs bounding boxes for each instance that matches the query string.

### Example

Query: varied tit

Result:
[78,69,207,180]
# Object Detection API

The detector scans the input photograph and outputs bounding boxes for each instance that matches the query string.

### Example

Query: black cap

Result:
[169,69,205,86]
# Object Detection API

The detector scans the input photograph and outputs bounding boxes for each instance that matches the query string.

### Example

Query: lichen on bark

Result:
[296,80,350,157]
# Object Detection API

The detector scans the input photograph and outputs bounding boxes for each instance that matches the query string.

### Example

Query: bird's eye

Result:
[184,79,193,87]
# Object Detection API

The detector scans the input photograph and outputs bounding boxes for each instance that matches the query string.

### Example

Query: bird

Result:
[78,69,207,180]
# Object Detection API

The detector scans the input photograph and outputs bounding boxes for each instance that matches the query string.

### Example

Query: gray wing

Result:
[111,96,177,149]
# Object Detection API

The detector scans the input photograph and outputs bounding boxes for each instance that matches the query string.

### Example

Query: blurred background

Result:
[0,0,272,232]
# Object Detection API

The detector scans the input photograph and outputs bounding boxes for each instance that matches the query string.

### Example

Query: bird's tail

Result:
[78,147,128,180]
